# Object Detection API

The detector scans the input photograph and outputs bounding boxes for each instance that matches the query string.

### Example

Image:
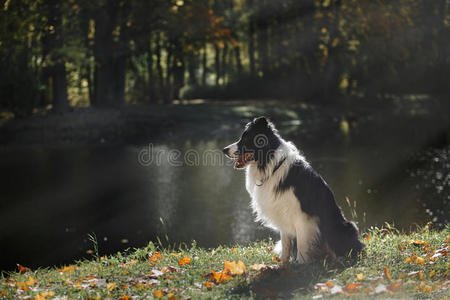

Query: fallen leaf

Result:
[224,260,246,275]
[119,296,131,300]
[383,266,391,281]
[178,256,192,266]
[154,289,163,298]
[343,283,362,293]
[365,235,371,241]
[35,291,55,300]
[272,256,282,263]
[204,281,213,290]
[26,276,38,286]
[17,264,29,273]
[149,252,162,264]
[210,270,232,283]
[356,273,365,281]
[57,265,78,273]
[249,263,267,271]
[325,280,334,288]
[416,257,425,264]
[106,282,117,291]
[387,281,402,292]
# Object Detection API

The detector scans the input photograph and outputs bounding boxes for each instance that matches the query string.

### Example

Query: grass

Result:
[0,225,448,299]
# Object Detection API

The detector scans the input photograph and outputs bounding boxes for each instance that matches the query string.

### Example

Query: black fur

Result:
[276,160,364,257]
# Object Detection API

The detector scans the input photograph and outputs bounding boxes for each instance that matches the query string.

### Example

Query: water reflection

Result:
[0,126,447,271]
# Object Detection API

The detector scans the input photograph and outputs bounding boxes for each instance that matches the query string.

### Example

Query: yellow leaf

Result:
[224,260,246,276]
[356,273,365,281]
[57,265,78,273]
[249,263,266,271]
[107,282,117,291]
[26,276,38,286]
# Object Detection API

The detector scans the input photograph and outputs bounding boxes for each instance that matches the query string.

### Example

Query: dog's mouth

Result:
[234,152,255,169]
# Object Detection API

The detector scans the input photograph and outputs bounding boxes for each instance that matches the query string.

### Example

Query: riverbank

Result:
[1,225,448,299]
[0,96,448,147]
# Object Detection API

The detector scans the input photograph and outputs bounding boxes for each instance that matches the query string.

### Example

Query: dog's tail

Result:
[322,219,364,258]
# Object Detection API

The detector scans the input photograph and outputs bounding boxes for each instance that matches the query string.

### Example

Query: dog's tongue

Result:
[234,153,254,169]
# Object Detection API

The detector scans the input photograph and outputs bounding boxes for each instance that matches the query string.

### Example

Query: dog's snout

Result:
[222,147,229,155]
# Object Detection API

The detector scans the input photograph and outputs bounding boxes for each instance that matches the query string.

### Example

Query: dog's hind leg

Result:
[280,231,293,262]
[295,218,319,264]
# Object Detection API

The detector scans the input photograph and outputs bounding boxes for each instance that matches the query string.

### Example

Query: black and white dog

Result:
[223,117,364,263]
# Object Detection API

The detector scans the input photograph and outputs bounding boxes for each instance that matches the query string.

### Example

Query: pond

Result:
[0,106,448,271]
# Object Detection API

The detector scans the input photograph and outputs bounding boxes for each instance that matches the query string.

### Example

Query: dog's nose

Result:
[222,147,228,155]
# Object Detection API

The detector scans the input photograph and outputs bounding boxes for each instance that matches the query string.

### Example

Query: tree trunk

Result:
[93,0,128,108]
[165,42,173,102]
[46,0,69,113]
[234,46,242,77]
[156,32,164,102]
[257,0,269,76]
[187,52,197,87]
[214,45,221,85]
[247,0,256,77]
[221,43,229,85]
[147,35,155,103]
[93,5,115,107]
[201,46,207,86]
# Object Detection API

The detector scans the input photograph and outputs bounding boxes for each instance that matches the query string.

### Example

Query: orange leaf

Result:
[325,280,334,288]
[204,281,213,290]
[17,264,29,273]
[365,235,371,241]
[383,266,392,281]
[272,256,282,263]
[343,283,362,293]
[178,256,192,266]
[119,296,131,300]
[210,270,232,283]
[224,260,246,275]
[154,289,164,298]
[415,257,425,264]
[149,252,162,264]
[387,281,402,292]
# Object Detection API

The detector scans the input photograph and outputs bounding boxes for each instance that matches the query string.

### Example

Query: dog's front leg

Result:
[280,231,292,262]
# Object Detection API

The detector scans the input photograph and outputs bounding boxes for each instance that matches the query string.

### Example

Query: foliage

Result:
[0,0,449,114]
[0,225,448,299]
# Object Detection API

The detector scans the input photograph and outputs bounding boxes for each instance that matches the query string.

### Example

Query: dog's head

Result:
[223,116,281,169]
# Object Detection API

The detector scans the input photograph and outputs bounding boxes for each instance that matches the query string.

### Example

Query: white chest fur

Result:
[244,142,316,239]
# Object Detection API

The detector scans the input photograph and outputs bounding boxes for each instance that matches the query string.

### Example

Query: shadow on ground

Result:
[232,261,348,299]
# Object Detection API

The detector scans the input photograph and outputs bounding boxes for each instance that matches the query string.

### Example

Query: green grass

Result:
[1,225,448,299]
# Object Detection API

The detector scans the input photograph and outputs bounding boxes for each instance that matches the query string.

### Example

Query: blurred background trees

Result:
[0,0,449,116]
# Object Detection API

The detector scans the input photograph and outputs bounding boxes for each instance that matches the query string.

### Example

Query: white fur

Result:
[245,139,320,263]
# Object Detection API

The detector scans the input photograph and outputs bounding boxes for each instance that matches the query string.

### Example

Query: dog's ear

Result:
[254,116,269,126]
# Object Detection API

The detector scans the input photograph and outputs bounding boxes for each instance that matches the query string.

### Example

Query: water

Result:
[0,111,448,271]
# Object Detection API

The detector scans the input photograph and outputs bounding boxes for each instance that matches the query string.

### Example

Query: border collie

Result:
[223,117,364,263]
